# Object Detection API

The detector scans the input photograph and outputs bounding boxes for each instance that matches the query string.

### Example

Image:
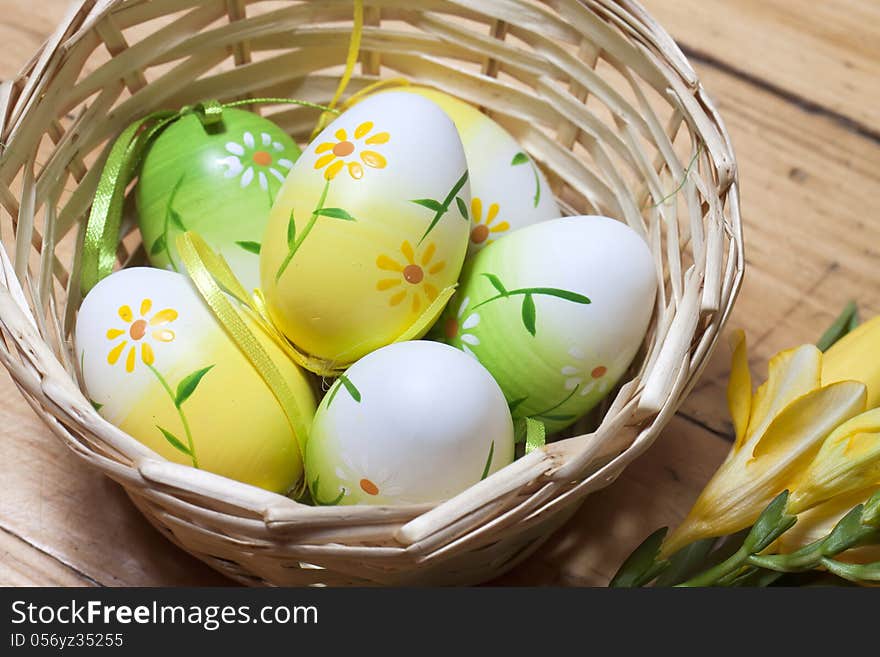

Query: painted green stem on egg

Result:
[530,385,580,423]
[311,475,346,506]
[151,174,187,272]
[412,169,469,245]
[511,152,541,208]
[148,363,199,469]
[274,181,357,282]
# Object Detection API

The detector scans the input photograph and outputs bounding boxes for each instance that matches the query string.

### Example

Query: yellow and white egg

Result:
[76,267,316,494]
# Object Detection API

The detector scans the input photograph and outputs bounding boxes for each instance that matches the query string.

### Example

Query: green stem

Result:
[531,385,579,420]
[677,544,753,587]
[528,160,541,208]
[473,288,574,310]
[148,364,199,468]
[275,180,330,282]
[418,170,469,245]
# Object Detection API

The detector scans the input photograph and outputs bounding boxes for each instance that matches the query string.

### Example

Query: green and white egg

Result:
[441,215,657,434]
[136,108,302,291]
[305,341,514,506]
[395,87,561,255]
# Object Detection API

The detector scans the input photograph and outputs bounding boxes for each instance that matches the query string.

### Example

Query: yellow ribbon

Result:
[310,0,365,141]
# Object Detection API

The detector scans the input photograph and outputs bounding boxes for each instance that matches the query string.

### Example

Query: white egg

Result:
[305,341,514,505]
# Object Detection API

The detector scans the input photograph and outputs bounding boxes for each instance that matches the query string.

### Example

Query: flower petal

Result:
[365,131,389,145]
[360,150,386,169]
[118,305,133,322]
[107,341,127,365]
[421,242,436,266]
[461,333,480,346]
[324,160,344,180]
[726,330,752,450]
[401,241,415,264]
[140,298,152,316]
[561,366,580,376]
[152,329,175,343]
[471,197,482,223]
[270,167,286,183]
[240,166,254,188]
[376,278,401,291]
[490,221,510,233]
[486,202,499,223]
[389,291,406,307]
[428,261,445,275]
[348,161,364,180]
[315,142,335,154]
[125,346,136,373]
[335,128,348,142]
[745,344,822,445]
[314,153,336,170]
[150,309,178,325]
[106,328,125,340]
[376,255,403,272]
[278,158,294,170]
[141,342,155,366]
[788,407,880,513]
[243,132,255,149]
[258,171,268,190]
[823,315,880,409]
[261,132,272,146]
[354,121,373,139]
[218,155,243,178]
[225,142,244,156]
[424,283,438,302]
[462,313,480,330]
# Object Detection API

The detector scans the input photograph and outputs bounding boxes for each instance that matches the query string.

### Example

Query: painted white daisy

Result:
[335,450,404,501]
[218,131,295,190]
[561,346,610,397]
[443,296,481,357]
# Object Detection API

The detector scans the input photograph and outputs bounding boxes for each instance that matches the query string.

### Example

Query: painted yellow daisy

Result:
[313,120,389,181]
[106,298,177,373]
[469,198,510,248]
[376,241,446,314]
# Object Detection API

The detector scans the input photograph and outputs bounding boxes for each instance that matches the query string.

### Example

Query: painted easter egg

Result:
[305,341,514,506]
[260,92,471,364]
[394,87,560,255]
[76,267,316,494]
[441,216,657,434]
[136,108,302,292]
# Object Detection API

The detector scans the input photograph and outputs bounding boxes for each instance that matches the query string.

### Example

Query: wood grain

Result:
[0,0,877,586]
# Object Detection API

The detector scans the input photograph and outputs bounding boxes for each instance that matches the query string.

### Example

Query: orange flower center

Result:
[403,264,424,284]
[591,366,607,379]
[129,319,147,341]
[333,141,355,157]
[252,150,273,166]
[444,317,459,339]
[360,478,379,495]
[470,224,490,244]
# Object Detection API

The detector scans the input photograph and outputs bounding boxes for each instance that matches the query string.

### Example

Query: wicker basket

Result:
[0,0,742,586]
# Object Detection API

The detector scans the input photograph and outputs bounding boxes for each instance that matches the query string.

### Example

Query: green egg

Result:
[136,109,302,291]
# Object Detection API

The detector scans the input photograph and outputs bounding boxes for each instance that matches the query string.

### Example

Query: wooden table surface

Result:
[0,0,878,587]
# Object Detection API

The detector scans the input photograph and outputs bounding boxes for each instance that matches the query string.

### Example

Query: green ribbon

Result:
[515,417,546,454]
[79,98,339,295]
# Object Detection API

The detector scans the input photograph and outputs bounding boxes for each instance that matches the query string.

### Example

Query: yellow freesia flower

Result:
[776,486,880,564]
[823,315,880,409]
[661,329,871,557]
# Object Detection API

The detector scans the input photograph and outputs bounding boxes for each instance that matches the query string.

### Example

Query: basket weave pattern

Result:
[0,0,742,585]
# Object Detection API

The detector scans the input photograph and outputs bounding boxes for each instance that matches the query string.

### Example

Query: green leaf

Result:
[820,504,871,555]
[316,207,357,221]
[528,287,591,304]
[174,365,214,407]
[654,537,716,586]
[89,399,103,412]
[610,527,670,588]
[149,233,167,256]
[743,490,796,553]
[482,273,507,295]
[820,557,880,582]
[522,293,536,336]
[411,198,445,213]
[157,426,191,456]
[511,151,529,166]
[168,208,186,231]
[507,397,528,414]
[340,375,361,402]
[480,441,495,480]
[235,241,261,255]
[287,210,297,249]
[817,301,859,351]
[455,196,468,220]
[311,476,346,506]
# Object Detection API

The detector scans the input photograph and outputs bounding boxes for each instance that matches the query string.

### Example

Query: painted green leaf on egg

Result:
[511,151,541,207]
[311,475,346,506]
[175,365,214,407]
[157,425,192,456]
[482,273,507,296]
[149,233,167,256]
[326,374,362,408]
[168,208,186,232]
[235,241,261,255]
[511,152,530,166]
[522,293,536,336]
[89,399,103,412]
[315,208,357,221]
[286,209,297,249]
[413,169,469,244]
[456,196,468,220]
[411,198,445,213]
[480,441,495,481]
